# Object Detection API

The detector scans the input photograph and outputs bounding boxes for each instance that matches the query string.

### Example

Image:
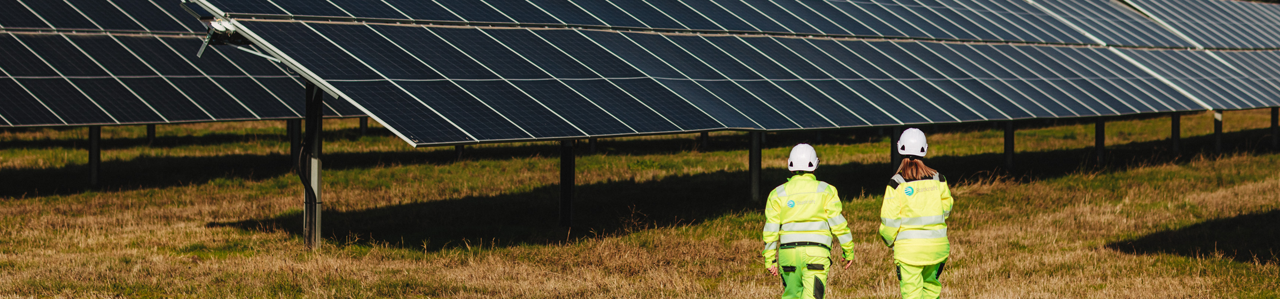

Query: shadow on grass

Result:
[1107,210,1280,264]
[205,127,1276,252]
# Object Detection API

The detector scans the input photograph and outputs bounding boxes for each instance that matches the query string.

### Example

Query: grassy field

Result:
[0,109,1277,298]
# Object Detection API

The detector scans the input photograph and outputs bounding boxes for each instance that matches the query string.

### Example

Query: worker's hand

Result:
[842,259,854,269]
[767,266,779,276]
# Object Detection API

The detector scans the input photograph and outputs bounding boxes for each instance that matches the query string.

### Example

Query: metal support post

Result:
[589,137,598,155]
[1004,121,1015,171]
[700,132,709,151]
[559,140,575,227]
[89,126,100,187]
[1214,111,1223,155]
[1271,108,1277,150]
[288,119,301,164]
[1171,114,1181,154]
[890,127,902,173]
[302,82,324,249]
[750,131,762,202]
[1096,118,1106,164]
[815,131,822,144]
[359,117,368,136]
[146,124,156,145]
[455,145,465,160]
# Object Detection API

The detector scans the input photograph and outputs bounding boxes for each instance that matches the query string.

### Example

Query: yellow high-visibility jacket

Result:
[879,173,953,266]
[762,173,855,268]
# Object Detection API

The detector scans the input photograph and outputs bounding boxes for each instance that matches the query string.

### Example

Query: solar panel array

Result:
[1129,0,1280,49]
[1215,51,1280,101]
[0,0,363,127]
[203,0,1095,44]
[1119,48,1280,110]
[1033,0,1194,48]
[237,20,1207,146]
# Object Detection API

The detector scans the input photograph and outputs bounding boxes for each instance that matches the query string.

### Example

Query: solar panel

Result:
[1034,0,1194,48]
[0,0,363,128]
[1117,48,1280,110]
[1129,0,1280,49]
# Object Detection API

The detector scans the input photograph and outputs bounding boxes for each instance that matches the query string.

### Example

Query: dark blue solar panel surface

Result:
[482,0,562,24]
[0,1,50,28]
[370,26,498,80]
[453,80,583,138]
[529,0,604,26]
[329,81,471,143]
[395,80,527,140]
[559,80,683,133]
[611,79,737,129]
[678,0,758,31]
[381,0,461,21]
[485,29,596,79]
[0,80,62,125]
[328,0,407,19]
[435,1,512,23]
[644,0,721,30]
[606,1,684,29]
[432,28,550,80]
[509,80,635,135]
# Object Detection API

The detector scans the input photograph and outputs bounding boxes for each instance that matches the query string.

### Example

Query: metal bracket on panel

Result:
[194,18,254,58]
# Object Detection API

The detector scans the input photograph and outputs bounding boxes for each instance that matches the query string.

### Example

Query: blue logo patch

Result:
[905,186,915,196]
[787,200,795,208]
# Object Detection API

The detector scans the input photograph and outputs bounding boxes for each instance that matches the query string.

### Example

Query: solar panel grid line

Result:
[1114,49,1218,110]
[1204,1,1273,48]
[0,66,68,124]
[570,31,740,129]
[611,32,783,128]
[932,0,1016,41]
[912,42,1052,117]
[825,1,910,37]
[1177,1,1249,48]
[205,45,301,117]
[1087,0,1178,47]
[947,44,1080,116]
[891,1,964,39]
[227,19,429,145]
[660,0,731,31]
[690,0,765,32]
[1121,1,1205,49]
[907,1,985,40]
[665,34,831,127]
[330,24,528,140]
[1030,0,1119,46]
[1130,51,1233,108]
[475,29,644,134]
[719,0,804,34]
[872,2,945,39]
[985,45,1110,115]
[1226,4,1280,48]
[832,40,960,122]
[1145,1,1226,48]
[1057,47,1178,111]
[1187,51,1279,108]
[1009,0,1095,43]
[783,38,909,124]
[1035,46,1162,112]
[805,39,937,122]
[144,37,263,119]
[1008,45,1137,114]
[794,0,883,36]
[869,41,994,120]
[943,0,1033,41]
[525,30,689,131]
[638,0,699,30]
[767,0,857,36]
[979,1,1062,43]
[237,43,348,117]
[693,36,844,127]
[1234,52,1280,104]
[425,27,601,136]
[62,34,171,122]
[733,36,873,125]
[7,33,120,123]
[891,41,1015,119]
[1168,51,1261,108]
[13,0,56,29]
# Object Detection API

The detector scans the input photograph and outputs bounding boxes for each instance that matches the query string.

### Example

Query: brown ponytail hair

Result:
[895,157,937,181]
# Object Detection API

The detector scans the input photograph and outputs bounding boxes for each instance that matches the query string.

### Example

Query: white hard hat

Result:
[897,128,928,158]
[788,143,819,172]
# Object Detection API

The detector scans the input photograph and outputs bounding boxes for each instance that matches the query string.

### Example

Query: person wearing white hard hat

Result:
[761,143,856,299]
[880,128,953,299]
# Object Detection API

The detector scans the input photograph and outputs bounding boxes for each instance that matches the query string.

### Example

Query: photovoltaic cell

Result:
[435,1,512,23]
[328,0,407,19]
[482,0,562,24]
[529,0,604,26]
[611,78,737,129]
[242,22,380,81]
[644,0,722,30]
[308,23,444,80]
[558,79,682,133]
[0,80,62,125]
[329,81,471,143]
[678,0,758,32]
[0,1,50,28]
[381,0,462,21]
[454,80,584,137]
[483,29,596,79]
[369,26,498,80]
[394,80,528,140]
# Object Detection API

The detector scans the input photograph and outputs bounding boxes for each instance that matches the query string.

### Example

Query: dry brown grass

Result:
[0,110,1277,297]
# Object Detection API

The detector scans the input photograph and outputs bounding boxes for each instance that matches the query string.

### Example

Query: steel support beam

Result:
[1271,108,1277,150]
[700,132,709,151]
[146,124,156,145]
[589,137,598,155]
[750,131,762,202]
[560,140,575,227]
[1004,121,1015,171]
[1171,114,1181,154]
[890,127,902,173]
[89,126,100,187]
[359,117,368,136]
[1096,118,1106,163]
[455,145,465,160]
[1214,111,1223,155]
[302,82,324,249]
[288,119,301,164]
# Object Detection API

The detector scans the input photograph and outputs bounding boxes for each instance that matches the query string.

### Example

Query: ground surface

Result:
[0,110,1277,298]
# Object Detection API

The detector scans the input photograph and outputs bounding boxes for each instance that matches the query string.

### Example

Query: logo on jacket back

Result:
[787,200,795,208]
[905,186,915,196]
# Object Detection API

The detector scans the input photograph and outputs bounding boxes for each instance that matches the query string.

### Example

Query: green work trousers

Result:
[896,259,945,299]
[778,245,831,299]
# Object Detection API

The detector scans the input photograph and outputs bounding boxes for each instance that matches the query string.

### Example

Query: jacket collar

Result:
[788,173,817,182]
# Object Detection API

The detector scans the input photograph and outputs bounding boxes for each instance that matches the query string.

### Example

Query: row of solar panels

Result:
[236,21,1280,146]
[0,33,362,127]
[1131,0,1280,49]
[0,0,203,33]
[203,0,1105,44]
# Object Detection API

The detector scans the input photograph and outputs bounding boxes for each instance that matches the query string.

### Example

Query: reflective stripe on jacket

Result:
[762,173,855,268]
[880,173,952,266]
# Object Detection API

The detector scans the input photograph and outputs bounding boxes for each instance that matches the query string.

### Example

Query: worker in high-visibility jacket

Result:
[881,128,953,299]
[763,144,855,299]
